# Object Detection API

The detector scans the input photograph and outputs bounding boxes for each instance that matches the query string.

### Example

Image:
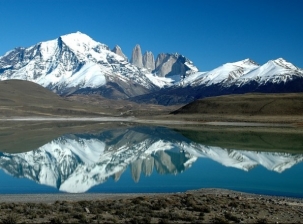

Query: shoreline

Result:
[0,188,302,203]
[0,118,302,222]
[0,116,295,128]
[0,188,302,223]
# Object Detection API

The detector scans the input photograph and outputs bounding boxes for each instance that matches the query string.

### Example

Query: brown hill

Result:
[172,93,303,116]
[66,94,179,117]
[0,80,109,117]
[0,80,177,117]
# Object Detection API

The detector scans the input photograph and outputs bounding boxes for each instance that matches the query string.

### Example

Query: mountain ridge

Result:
[0,32,173,99]
[131,57,303,105]
[0,32,302,105]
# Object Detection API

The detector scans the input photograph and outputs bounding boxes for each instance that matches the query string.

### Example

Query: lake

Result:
[0,123,302,198]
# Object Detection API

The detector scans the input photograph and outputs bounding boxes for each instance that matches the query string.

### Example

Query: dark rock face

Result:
[154,53,177,77]
[154,53,197,81]
[143,51,155,71]
[111,45,128,61]
[155,53,168,70]
[130,47,198,82]
[130,44,143,68]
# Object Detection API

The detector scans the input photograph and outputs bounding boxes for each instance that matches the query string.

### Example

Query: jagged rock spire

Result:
[111,45,128,61]
[131,44,143,68]
[143,51,155,71]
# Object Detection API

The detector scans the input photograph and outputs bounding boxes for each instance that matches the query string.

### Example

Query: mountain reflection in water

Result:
[0,126,302,193]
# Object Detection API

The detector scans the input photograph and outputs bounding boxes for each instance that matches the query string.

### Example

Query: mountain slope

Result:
[172,93,303,116]
[180,59,259,87]
[1,32,302,104]
[0,32,172,99]
[236,58,302,86]
[0,79,111,116]
[131,58,303,105]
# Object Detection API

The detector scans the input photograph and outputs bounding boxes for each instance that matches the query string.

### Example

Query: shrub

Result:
[181,214,196,222]
[49,217,64,224]
[199,212,205,218]
[210,216,229,224]
[1,214,18,224]
[129,217,147,224]
[158,219,170,224]
[141,216,152,223]
[256,218,268,224]
[224,212,240,222]
[228,201,238,208]
[72,213,89,223]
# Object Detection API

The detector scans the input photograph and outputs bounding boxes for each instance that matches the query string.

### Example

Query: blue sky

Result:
[0,0,302,71]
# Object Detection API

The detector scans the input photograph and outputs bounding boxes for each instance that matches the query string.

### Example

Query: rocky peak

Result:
[111,45,128,61]
[60,31,110,53]
[0,33,164,98]
[154,53,177,77]
[131,44,143,68]
[155,53,170,70]
[242,58,259,66]
[153,53,198,81]
[143,51,155,71]
[272,58,298,70]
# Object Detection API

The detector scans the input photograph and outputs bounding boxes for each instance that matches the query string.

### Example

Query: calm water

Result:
[0,125,302,197]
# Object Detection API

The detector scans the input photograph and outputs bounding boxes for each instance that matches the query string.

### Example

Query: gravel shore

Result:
[0,188,302,223]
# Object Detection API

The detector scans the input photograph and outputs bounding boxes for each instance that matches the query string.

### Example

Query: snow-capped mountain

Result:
[179,58,303,88]
[179,58,259,87]
[132,58,303,105]
[0,31,302,103]
[0,32,172,98]
[0,126,302,193]
[235,58,303,86]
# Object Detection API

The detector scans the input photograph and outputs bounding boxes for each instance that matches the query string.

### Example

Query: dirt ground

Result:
[0,188,302,223]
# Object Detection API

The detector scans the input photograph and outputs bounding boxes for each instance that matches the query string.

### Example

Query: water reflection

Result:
[0,126,302,193]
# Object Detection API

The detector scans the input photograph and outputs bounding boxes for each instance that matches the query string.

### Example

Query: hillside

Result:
[0,80,111,117]
[0,80,177,117]
[172,93,303,116]
[66,94,179,117]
